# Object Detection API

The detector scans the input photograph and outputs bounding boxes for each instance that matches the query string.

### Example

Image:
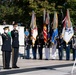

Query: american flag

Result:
[43,9,48,43]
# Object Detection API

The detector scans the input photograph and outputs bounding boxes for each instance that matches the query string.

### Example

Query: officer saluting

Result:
[11,23,19,68]
[1,26,11,69]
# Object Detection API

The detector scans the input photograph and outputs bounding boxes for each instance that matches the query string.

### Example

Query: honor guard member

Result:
[32,36,37,59]
[24,28,30,59]
[1,26,11,69]
[72,35,76,60]
[11,23,19,68]
[25,36,30,59]
[45,42,50,60]
[65,41,71,60]
[38,33,44,60]
[45,33,50,60]
[51,38,57,60]
[51,29,58,60]
[57,34,64,60]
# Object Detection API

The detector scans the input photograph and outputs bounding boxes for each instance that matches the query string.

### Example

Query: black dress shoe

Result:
[4,67,11,69]
[12,66,19,68]
[33,58,36,60]
[45,59,48,60]
[39,58,42,60]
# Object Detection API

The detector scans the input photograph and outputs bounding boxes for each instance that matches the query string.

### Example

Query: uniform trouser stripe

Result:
[12,47,19,67]
[12,48,14,67]
[2,52,5,68]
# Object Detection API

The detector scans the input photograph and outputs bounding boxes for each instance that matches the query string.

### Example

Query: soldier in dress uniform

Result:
[32,36,38,59]
[45,33,51,60]
[57,34,64,60]
[1,26,11,69]
[25,36,30,59]
[71,35,76,60]
[45,42,50,60]
[37,33,44,60]
[51,36,58,60]
[24,28,30,59]
[11,23,19,68]
[65,41,71,60]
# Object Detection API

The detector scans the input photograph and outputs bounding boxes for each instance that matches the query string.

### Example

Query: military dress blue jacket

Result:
[1,32,11,52]
[11,30,19,48]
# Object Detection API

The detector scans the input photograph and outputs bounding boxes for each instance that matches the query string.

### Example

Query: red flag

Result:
[62,9,71,28]
[43,9,48,43]
[43,23,47,43]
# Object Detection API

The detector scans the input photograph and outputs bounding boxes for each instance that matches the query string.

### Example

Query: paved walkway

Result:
[0,57,76,75]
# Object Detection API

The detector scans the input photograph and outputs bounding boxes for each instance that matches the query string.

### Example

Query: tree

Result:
[0,0,76,30]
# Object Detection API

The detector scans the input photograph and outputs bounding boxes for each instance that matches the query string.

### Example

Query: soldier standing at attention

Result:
[57,34,64,60]
[24,28,30,59]
[38,32,44,60]
[65,41,71,60]
[11,23,19,68]
[72,35,76,60]
[1,26,11,69]
[45,32,50,60]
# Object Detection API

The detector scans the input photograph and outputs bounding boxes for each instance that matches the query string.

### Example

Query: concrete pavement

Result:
[0,47,76,75]
[0,58,76,75]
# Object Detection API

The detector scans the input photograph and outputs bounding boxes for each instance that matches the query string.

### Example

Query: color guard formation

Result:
[24,9,76,61]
